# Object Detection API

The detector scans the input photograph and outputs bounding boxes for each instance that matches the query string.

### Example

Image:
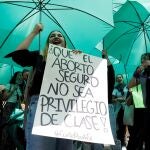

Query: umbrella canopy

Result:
[0,0,114,66]
[97,1,150,67]
[113,0,150,14]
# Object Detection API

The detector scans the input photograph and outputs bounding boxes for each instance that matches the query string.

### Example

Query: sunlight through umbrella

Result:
[0,0,114,66]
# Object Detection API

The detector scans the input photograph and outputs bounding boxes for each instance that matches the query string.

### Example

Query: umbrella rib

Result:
[46,3,114,28]
[145,24,150,29]
[1,3,33,9]
[0,1,37,9]
[145,30,150,44]
[115,20,149,35]
[0,0,69,10]
[40,2,62,26]
[1,1,114,27]
[1,0,47,10]
[42,0,73,10]
[144,17,150,44]
[115,20,141,28]
[38,0,42,50]
[32,0,39,9]
[105,26,138,50]
[142,15,150,53]
[1,0,34,2]
[40,1,72,26]
[39,1,75,49]
[128,1,150,26]
[125,30,143,66]
[143,28,148,53]
[0,7,40,48]
[128,1,143,24]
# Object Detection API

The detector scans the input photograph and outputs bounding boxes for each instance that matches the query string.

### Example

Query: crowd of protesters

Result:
[0,23,150,150]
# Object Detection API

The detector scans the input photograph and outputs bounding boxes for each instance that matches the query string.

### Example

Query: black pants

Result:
[127,108,150,150]
[116,107,126,146]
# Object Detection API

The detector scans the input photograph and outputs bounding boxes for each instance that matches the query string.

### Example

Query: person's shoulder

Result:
[30,50,40,54]
[5,49,40,58]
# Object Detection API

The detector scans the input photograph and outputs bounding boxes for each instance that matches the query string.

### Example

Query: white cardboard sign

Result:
[32,44,114,145]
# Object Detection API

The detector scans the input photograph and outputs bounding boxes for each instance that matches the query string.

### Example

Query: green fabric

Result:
[131,84,145,108]
[113,0,150,14]
[103,1,150,66]
[0,0,114,67]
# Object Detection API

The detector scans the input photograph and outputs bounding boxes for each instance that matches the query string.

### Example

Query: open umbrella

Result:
[0,0,114,66]
[97,1,150,67]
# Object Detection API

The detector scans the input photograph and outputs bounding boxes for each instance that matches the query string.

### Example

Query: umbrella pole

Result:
[143,26,148,53]
[38,0,42,50]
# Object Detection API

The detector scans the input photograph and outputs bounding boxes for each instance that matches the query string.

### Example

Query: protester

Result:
[91,50,122,150]
[1,71,24,150]
[6,23,80,150]
[127,52,150,150]
[112,74,128,148]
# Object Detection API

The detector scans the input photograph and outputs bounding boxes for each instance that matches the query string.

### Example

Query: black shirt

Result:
[108,65,115,103]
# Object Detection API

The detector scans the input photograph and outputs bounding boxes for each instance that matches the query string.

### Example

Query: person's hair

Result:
[116,74,123,80]
[141,53,150,63]
[22,69,29,76]
[10,71,21,84]
[42,31,66,60]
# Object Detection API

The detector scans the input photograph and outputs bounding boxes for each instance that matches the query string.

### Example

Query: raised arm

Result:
[128,60,150,88]
[128,65,143,88]
[16,23,43,50]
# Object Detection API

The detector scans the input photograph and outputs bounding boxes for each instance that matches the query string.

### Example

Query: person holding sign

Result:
[92,50,121,150]
[127,53,150,150]
[103,50,122,149]
[5,23,77,150]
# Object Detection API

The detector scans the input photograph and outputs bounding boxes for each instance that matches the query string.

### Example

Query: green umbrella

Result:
[99,1,150,67]
[0,0,114,66]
